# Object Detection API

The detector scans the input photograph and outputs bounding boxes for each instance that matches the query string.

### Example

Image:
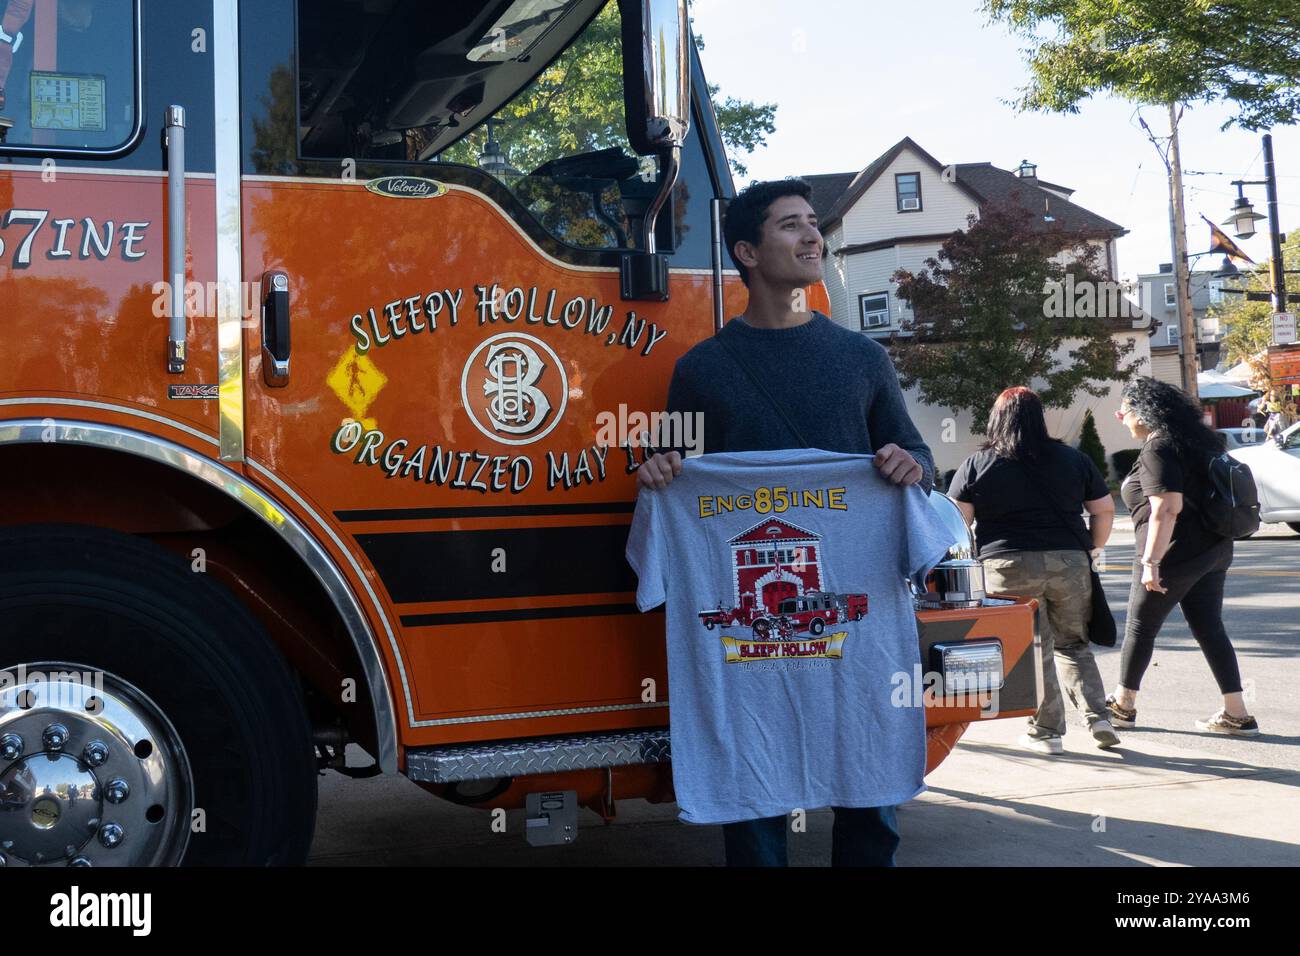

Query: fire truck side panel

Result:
[238,176,736,745]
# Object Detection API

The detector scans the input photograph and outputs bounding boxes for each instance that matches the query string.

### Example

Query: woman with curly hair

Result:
[1107,377,1259,735]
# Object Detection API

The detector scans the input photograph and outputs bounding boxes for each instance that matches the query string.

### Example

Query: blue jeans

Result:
[722,805,900,866]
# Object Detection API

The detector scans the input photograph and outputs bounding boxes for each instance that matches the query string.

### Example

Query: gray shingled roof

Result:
[797,142,1126,240]
[953,163,1126,237]
[802,172,859,221]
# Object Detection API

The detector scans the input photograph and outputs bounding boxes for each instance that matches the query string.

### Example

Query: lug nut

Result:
[43,723,70,751]
[82,740,109,767]
[104,778,130,804]
[68,857,93,867]
[98,823,124,849]
[0,734,22,760]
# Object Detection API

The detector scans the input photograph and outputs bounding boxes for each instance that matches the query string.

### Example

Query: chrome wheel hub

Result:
[0,664,193,866]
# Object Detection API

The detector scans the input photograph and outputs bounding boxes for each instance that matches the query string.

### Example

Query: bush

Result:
[1112,448,1140,478]
[1077,409,1107,480]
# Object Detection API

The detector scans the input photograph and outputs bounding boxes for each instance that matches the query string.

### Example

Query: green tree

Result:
[983,0,1300,130]
[439,6,776,179]
[890,201,1143,433]
[1078,409,1108,479]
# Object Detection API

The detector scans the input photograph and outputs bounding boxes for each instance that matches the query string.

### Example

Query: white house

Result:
[803,137,1154,481]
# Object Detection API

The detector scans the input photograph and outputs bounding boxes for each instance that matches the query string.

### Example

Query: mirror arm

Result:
[641,145,680,255]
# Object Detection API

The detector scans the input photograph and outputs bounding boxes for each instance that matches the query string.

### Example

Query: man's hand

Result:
[873,443,923,486]
[636,451,683,490]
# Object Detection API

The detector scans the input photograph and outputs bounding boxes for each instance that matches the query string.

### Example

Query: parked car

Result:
[1229,422,1300,533]
[1218,427,1266,450]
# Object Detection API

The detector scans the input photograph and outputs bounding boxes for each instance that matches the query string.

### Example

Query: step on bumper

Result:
[405,729,672,784]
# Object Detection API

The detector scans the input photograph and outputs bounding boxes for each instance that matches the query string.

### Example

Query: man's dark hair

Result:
[724,178,816,286]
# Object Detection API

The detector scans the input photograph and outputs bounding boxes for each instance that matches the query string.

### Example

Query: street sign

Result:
[1268,345,1300,387]
[1273,312,1297,346]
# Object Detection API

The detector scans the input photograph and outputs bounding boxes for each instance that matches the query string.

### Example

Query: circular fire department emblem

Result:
[461,332,567,446]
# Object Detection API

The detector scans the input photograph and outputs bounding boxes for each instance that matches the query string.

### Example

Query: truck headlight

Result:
[930,640,1004,695]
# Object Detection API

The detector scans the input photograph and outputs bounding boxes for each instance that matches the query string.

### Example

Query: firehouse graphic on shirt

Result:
[695,517,869,664]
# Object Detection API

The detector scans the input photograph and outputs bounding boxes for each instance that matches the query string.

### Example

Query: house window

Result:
[1166,326,1179,346]
[1164,283,1176,307]
[895,173,922,212]
[859,292,890,330]
[1208,280,1223,305]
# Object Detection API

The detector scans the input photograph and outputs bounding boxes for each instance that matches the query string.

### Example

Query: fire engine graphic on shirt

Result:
[696,518,869,663]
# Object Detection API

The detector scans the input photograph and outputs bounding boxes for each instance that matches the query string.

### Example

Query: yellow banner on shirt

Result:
[720,631,849,663]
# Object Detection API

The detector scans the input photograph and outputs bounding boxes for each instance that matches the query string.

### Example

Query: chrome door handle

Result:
[261,271,290,386]
[164,105,187,373]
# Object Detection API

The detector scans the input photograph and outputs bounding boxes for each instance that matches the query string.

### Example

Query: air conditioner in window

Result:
[900,197,921,211]
[864,313,889,329]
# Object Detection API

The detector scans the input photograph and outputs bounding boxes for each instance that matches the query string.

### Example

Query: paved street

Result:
[309,520,1300,866]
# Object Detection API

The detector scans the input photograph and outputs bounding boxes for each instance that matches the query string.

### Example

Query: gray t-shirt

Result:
[626,447,953,825]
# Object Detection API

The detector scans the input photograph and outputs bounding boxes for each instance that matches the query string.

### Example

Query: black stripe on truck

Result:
[335,502,636,522]
[400,602,651,628]
[355,524,639,604]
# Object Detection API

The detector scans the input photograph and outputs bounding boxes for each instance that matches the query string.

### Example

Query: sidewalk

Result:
[901,717,1300,866]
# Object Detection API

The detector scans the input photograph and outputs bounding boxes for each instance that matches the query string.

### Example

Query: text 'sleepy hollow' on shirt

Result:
[625,448,955,825]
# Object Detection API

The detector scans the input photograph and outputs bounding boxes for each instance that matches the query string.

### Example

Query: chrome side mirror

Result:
[621,0,690,156]
[619,0,690,300]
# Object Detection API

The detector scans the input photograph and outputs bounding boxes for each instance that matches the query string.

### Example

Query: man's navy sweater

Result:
[663,312,935,491]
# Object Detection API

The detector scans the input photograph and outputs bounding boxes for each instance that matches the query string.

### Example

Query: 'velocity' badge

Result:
[363,176,448,199]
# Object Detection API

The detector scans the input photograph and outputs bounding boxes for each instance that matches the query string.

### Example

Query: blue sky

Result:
[689,0,1300,283]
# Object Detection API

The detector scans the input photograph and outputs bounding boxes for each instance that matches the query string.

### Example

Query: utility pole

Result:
[1168,104,1199,401]
[1262,133,1288,312]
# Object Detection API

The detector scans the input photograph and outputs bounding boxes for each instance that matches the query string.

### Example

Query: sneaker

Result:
[1089,719,1121,749]
[1018,733,1064,755]
[1105,695,1136,729]
[1194,710,1260,737]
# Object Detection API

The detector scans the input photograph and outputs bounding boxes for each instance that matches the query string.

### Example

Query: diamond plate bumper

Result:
[405,729,672,783]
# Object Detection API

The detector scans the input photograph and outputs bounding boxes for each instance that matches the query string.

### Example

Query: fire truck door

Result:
[0,0,224,445]
[235,0,740,746]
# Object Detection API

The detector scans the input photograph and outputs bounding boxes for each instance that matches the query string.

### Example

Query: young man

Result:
[636,178,936,866]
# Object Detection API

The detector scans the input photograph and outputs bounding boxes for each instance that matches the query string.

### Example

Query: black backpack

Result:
[1200,452,1261,539]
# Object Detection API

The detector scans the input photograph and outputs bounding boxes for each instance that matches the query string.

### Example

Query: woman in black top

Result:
[950,387,1118,754]
[1108,377,1259,736]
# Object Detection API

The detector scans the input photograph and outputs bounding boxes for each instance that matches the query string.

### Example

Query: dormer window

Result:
[895,173,922,212]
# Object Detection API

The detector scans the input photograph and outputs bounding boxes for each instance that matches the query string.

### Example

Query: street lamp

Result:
[478,119,520,179]
[1224,134,1287,313]
[1223,189,1266,240]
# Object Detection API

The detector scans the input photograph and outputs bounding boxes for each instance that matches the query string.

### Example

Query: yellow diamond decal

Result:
[327,346,388,422]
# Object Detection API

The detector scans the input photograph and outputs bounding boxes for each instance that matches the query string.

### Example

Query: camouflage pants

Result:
[981,549,1109,737]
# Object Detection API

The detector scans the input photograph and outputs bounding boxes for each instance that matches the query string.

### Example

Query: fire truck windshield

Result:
[0,0,137,152]
[297,0,655,250]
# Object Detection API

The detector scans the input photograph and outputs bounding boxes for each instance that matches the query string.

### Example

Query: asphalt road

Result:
[308,521,1300,865]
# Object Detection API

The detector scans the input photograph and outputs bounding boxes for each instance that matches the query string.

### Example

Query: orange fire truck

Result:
[0,0,1038,865]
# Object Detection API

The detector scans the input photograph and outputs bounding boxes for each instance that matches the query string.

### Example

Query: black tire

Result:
[809,618,825,636]
[0,524,317,865]
[752,619,771,640]
[703,620,715,630]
